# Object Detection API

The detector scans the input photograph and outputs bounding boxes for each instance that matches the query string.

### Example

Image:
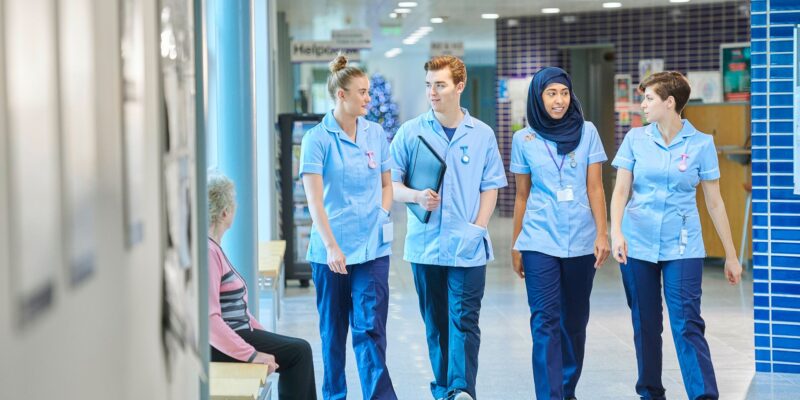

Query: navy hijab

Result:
[526,67,585,155]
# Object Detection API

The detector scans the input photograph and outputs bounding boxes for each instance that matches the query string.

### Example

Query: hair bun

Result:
[329,55,348,73]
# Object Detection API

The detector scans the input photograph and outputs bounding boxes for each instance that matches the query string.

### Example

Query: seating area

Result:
[258,240,286,331]
[210,362,272,400]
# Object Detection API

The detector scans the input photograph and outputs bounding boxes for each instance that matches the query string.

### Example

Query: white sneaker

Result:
[453,391,474,400]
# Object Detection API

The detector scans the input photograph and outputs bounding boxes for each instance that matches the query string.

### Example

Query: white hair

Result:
[207,174,235,226]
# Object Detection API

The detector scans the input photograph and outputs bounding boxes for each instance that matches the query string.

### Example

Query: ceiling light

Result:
[431,17,444,23]
[389,12,398,18]
[398,1,418,7]
[669,0,690,3]
[385,48,402,58]
[403,38,418,45]
[542,8,560,14]
[481,13,499,19]
[394,8,411,14]
[602,2,622,8]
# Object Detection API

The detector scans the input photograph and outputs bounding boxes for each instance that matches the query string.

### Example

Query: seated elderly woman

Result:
[208,174,317,400]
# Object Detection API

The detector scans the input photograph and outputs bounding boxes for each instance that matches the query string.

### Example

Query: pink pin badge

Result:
[366,151,377,169]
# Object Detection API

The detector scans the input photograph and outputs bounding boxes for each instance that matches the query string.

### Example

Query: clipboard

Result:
[404,136,446,223]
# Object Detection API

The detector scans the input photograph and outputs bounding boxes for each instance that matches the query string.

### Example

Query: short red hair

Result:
[424,56,467,85]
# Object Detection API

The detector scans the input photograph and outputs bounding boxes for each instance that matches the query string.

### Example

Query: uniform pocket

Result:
[527,201,549,213]
[327,208,345,234]
[625,199,645,212]
[456,223,487,262]
[326,208,350,252]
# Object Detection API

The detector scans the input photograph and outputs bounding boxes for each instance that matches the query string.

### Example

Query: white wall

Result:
[368,49,431,123]
[0,0,200,399]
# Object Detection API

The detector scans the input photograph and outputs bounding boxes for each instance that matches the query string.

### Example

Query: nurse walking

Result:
[300,55,396,400]
[510,67,610,400]
[390,56,507,400]
[610,71,742,400]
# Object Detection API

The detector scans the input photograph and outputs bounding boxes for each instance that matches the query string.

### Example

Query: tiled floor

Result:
[262,211,800,399]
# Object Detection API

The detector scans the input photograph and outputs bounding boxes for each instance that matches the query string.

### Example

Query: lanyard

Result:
[543,140,566,186]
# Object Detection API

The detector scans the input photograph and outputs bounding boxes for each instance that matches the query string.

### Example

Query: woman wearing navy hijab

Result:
[510,67,610,400]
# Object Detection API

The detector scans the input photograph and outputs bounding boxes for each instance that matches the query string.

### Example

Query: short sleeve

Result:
[698,136,721,181]
[380,128,392,173]
[481,135,509,191]
[389,125,409,182]
[510,131,531,174]
[612,130,636,171]
[586,124,608,165]
[299,130,325,176]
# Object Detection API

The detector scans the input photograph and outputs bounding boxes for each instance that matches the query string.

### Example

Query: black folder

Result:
[404,136,446,223]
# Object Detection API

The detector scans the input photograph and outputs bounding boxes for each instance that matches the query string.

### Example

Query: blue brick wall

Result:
[751,0,800,374]
[495,1,750,215]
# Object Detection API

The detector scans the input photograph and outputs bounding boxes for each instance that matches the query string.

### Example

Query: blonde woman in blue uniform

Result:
[510,67,610,400]
[610,71,742,400]
[300,55,396,400]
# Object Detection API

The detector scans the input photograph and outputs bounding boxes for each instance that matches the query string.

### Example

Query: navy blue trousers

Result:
[311,256,396,400]
[522,251,596,400]
[411,263,487,400]
[620,257,718,400]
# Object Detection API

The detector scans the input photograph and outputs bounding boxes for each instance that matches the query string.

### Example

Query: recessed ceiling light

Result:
[389,12,398,18]
[481,13,500,19]
[542,8,560,14]
[602,2,622,8]
[431,17,444,23]
[394,8,411,14]
[398,2,418,7]
[402,38,418,45]
[669,0,690,3]
[385,48,402,58]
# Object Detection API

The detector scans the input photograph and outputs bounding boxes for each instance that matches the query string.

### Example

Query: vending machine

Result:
[277,113,324,286]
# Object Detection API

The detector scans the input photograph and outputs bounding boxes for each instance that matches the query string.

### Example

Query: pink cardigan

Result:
[208,238,264,361]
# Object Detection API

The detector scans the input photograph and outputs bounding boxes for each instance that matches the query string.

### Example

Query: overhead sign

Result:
[290,41,361,63]
[430,42,464,57]
[332,29,372,49]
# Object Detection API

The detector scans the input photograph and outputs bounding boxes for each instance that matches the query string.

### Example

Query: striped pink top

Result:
[208,238,264,362]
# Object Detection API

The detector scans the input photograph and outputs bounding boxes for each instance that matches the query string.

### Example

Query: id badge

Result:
[679,228,688,255]
[557,186,574,202]
[382,222,394,243]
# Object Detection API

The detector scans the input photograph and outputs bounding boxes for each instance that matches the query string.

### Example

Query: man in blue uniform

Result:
[390,56,507,400]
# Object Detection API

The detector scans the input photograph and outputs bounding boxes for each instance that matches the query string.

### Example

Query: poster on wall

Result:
[687,71,723,104]
[615,74,634,126]
[6,0,59,328]
[638,59,664,83]
[507,76,533,132]
[60,0,98,286]
[121,0,146,248]
[159,0,202,376]
[721,43,751,102]
[614,74,633,106]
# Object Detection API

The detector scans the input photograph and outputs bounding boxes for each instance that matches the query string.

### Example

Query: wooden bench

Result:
[258,240,286,331]
[210,362,272,400]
